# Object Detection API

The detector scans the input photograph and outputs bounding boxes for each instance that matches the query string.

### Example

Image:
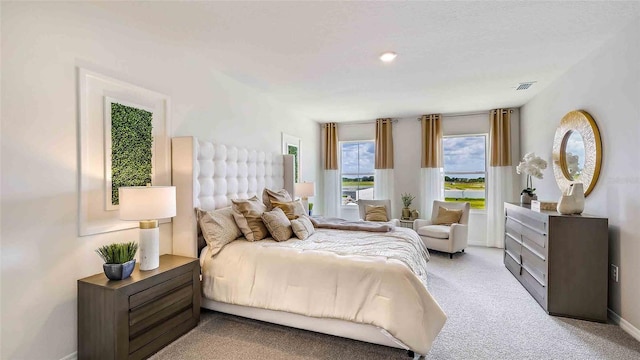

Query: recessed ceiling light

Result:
[380,52,397,63]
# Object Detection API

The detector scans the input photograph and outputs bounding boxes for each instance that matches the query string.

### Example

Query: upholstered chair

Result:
[357,199,399,226]
[413,200,470,258]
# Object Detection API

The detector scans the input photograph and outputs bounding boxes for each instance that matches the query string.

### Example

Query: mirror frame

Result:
[552,110,602,196]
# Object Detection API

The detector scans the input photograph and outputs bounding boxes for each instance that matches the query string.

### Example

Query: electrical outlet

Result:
[611,264,619,282]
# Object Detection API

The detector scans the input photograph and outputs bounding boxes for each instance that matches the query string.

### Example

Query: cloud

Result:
[443,136,486,174]
[341,141,375,174]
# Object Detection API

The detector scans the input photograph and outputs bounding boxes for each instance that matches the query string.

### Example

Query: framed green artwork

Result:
[282,133,300,183]
[78,68,171,236]
[104,98,154,210]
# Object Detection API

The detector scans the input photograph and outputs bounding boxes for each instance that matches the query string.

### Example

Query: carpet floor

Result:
[151,246,640,359]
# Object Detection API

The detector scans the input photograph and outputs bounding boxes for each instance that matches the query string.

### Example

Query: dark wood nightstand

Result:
[78,254,200,360]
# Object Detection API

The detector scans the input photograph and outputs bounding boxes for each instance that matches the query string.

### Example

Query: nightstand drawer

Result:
[129,284,193,335]
[129,308,192,353]
[130,271,192,309]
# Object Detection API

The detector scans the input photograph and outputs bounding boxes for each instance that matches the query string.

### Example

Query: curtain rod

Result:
[416,109,513,121]
[322,119,399,127]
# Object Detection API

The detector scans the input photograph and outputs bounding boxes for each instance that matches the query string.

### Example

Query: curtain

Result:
[419,114,444,219]
[322,123,340,217]
[374,119,395,215]
[486,109,513,248]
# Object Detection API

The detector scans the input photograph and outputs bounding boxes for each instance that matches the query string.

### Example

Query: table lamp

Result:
[119,186,176,271]
[294,182,315,215]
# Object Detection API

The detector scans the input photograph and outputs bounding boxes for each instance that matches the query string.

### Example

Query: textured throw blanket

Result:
[201,227,445,354]
[263,227,430,285]
[310,216,396,232]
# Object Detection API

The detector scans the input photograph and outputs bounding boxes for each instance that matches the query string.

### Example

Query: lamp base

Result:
[139,226,159,271]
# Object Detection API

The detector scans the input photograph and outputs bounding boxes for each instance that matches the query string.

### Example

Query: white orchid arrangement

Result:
[516,152,548,196]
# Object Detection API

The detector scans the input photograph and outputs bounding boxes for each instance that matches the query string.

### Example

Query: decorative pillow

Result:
[231,196,269,241]
[197,207,242,256]
[291,216,315,240]
[434,206,463,225]
[262,188,292,211]
[261,208,293,241]
[365,205,388,222]
[271,200,307,220]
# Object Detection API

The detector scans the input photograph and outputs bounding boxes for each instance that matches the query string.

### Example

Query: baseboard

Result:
[608,309,640,342]
[60,351,77,360]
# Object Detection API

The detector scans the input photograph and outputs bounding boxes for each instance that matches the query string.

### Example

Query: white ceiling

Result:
[98,1,640,122]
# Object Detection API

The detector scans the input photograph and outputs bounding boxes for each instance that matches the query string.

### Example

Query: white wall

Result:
[0,2,319,359]
[520,20,640,331]
[336,112,520,246]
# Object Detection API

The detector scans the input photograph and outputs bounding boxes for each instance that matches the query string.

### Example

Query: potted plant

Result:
[516,152,548,204]
[401,193,415,219]
[308,202,314,216]
[96,242,138,280]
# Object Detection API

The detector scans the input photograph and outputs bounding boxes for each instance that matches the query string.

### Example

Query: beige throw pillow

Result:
[434,206,463,225]
[271,200,307,220]
[291,216,315,240]
[198,207,242,256]
[262,188,292,211]
[365,205,389,222]
[231,196,269,241]
[261,208,293,241]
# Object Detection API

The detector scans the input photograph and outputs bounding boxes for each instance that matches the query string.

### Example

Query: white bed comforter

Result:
[201,227,447,354]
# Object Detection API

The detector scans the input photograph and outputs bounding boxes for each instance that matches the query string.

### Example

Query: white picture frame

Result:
[282,132,301,183]
[78,68,171,236]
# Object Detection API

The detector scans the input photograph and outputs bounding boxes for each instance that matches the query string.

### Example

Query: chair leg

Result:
[462,249,465,253]
[449,253,453,259]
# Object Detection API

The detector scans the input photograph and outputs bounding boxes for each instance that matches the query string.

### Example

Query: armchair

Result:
[413,200,470,258]
[357,199,399,226]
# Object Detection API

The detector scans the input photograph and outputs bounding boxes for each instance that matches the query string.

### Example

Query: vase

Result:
[103,259,136,281]
[568,183,585,214]
[557,195,575,215]
[557,182,585,215]
[520,193,537,204]
[402,208,411,220]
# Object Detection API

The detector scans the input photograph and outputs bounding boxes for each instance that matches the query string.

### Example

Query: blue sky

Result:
[443,136,486,174]
[341,142,375,174]
[340,136,485,176]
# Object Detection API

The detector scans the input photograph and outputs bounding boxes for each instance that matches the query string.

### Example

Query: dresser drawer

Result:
[521,246,547,286]
[522,266,547,308]
[506,217,547,253]
[505,232,522,259]
[505,207,547,233]
[504,251,521,277]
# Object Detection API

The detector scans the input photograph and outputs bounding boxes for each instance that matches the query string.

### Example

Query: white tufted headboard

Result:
[171,136,294,257]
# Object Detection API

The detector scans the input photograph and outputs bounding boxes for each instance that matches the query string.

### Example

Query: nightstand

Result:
[399,219,415,229]
[78,254,200,360]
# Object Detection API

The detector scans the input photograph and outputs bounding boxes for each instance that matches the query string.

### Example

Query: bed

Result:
[171,136,446,357]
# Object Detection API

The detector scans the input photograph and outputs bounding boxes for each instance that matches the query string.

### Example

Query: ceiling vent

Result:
[516,82,536,90]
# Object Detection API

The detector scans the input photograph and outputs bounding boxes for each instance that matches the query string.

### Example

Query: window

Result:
[443,135,487,209]
[340,141,375,205]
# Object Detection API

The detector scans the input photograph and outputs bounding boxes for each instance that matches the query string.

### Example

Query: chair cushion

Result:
[434,206,463,225]
[365,205,389,222]
[417,225,451,239]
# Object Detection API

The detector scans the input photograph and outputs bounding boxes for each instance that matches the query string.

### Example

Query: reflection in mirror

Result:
[563,130,586,180]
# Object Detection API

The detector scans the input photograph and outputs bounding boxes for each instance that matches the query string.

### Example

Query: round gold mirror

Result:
[552,110,602,196]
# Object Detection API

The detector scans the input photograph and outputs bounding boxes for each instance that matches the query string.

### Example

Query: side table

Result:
[78,254,200,360]
[399,219,415,229]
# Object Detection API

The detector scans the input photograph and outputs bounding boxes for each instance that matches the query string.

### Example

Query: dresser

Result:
[78,255,200,360]
[503,202,608,322]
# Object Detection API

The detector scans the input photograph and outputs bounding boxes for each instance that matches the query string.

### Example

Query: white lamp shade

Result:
[295,182,315,198]
[119,186,176,220]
